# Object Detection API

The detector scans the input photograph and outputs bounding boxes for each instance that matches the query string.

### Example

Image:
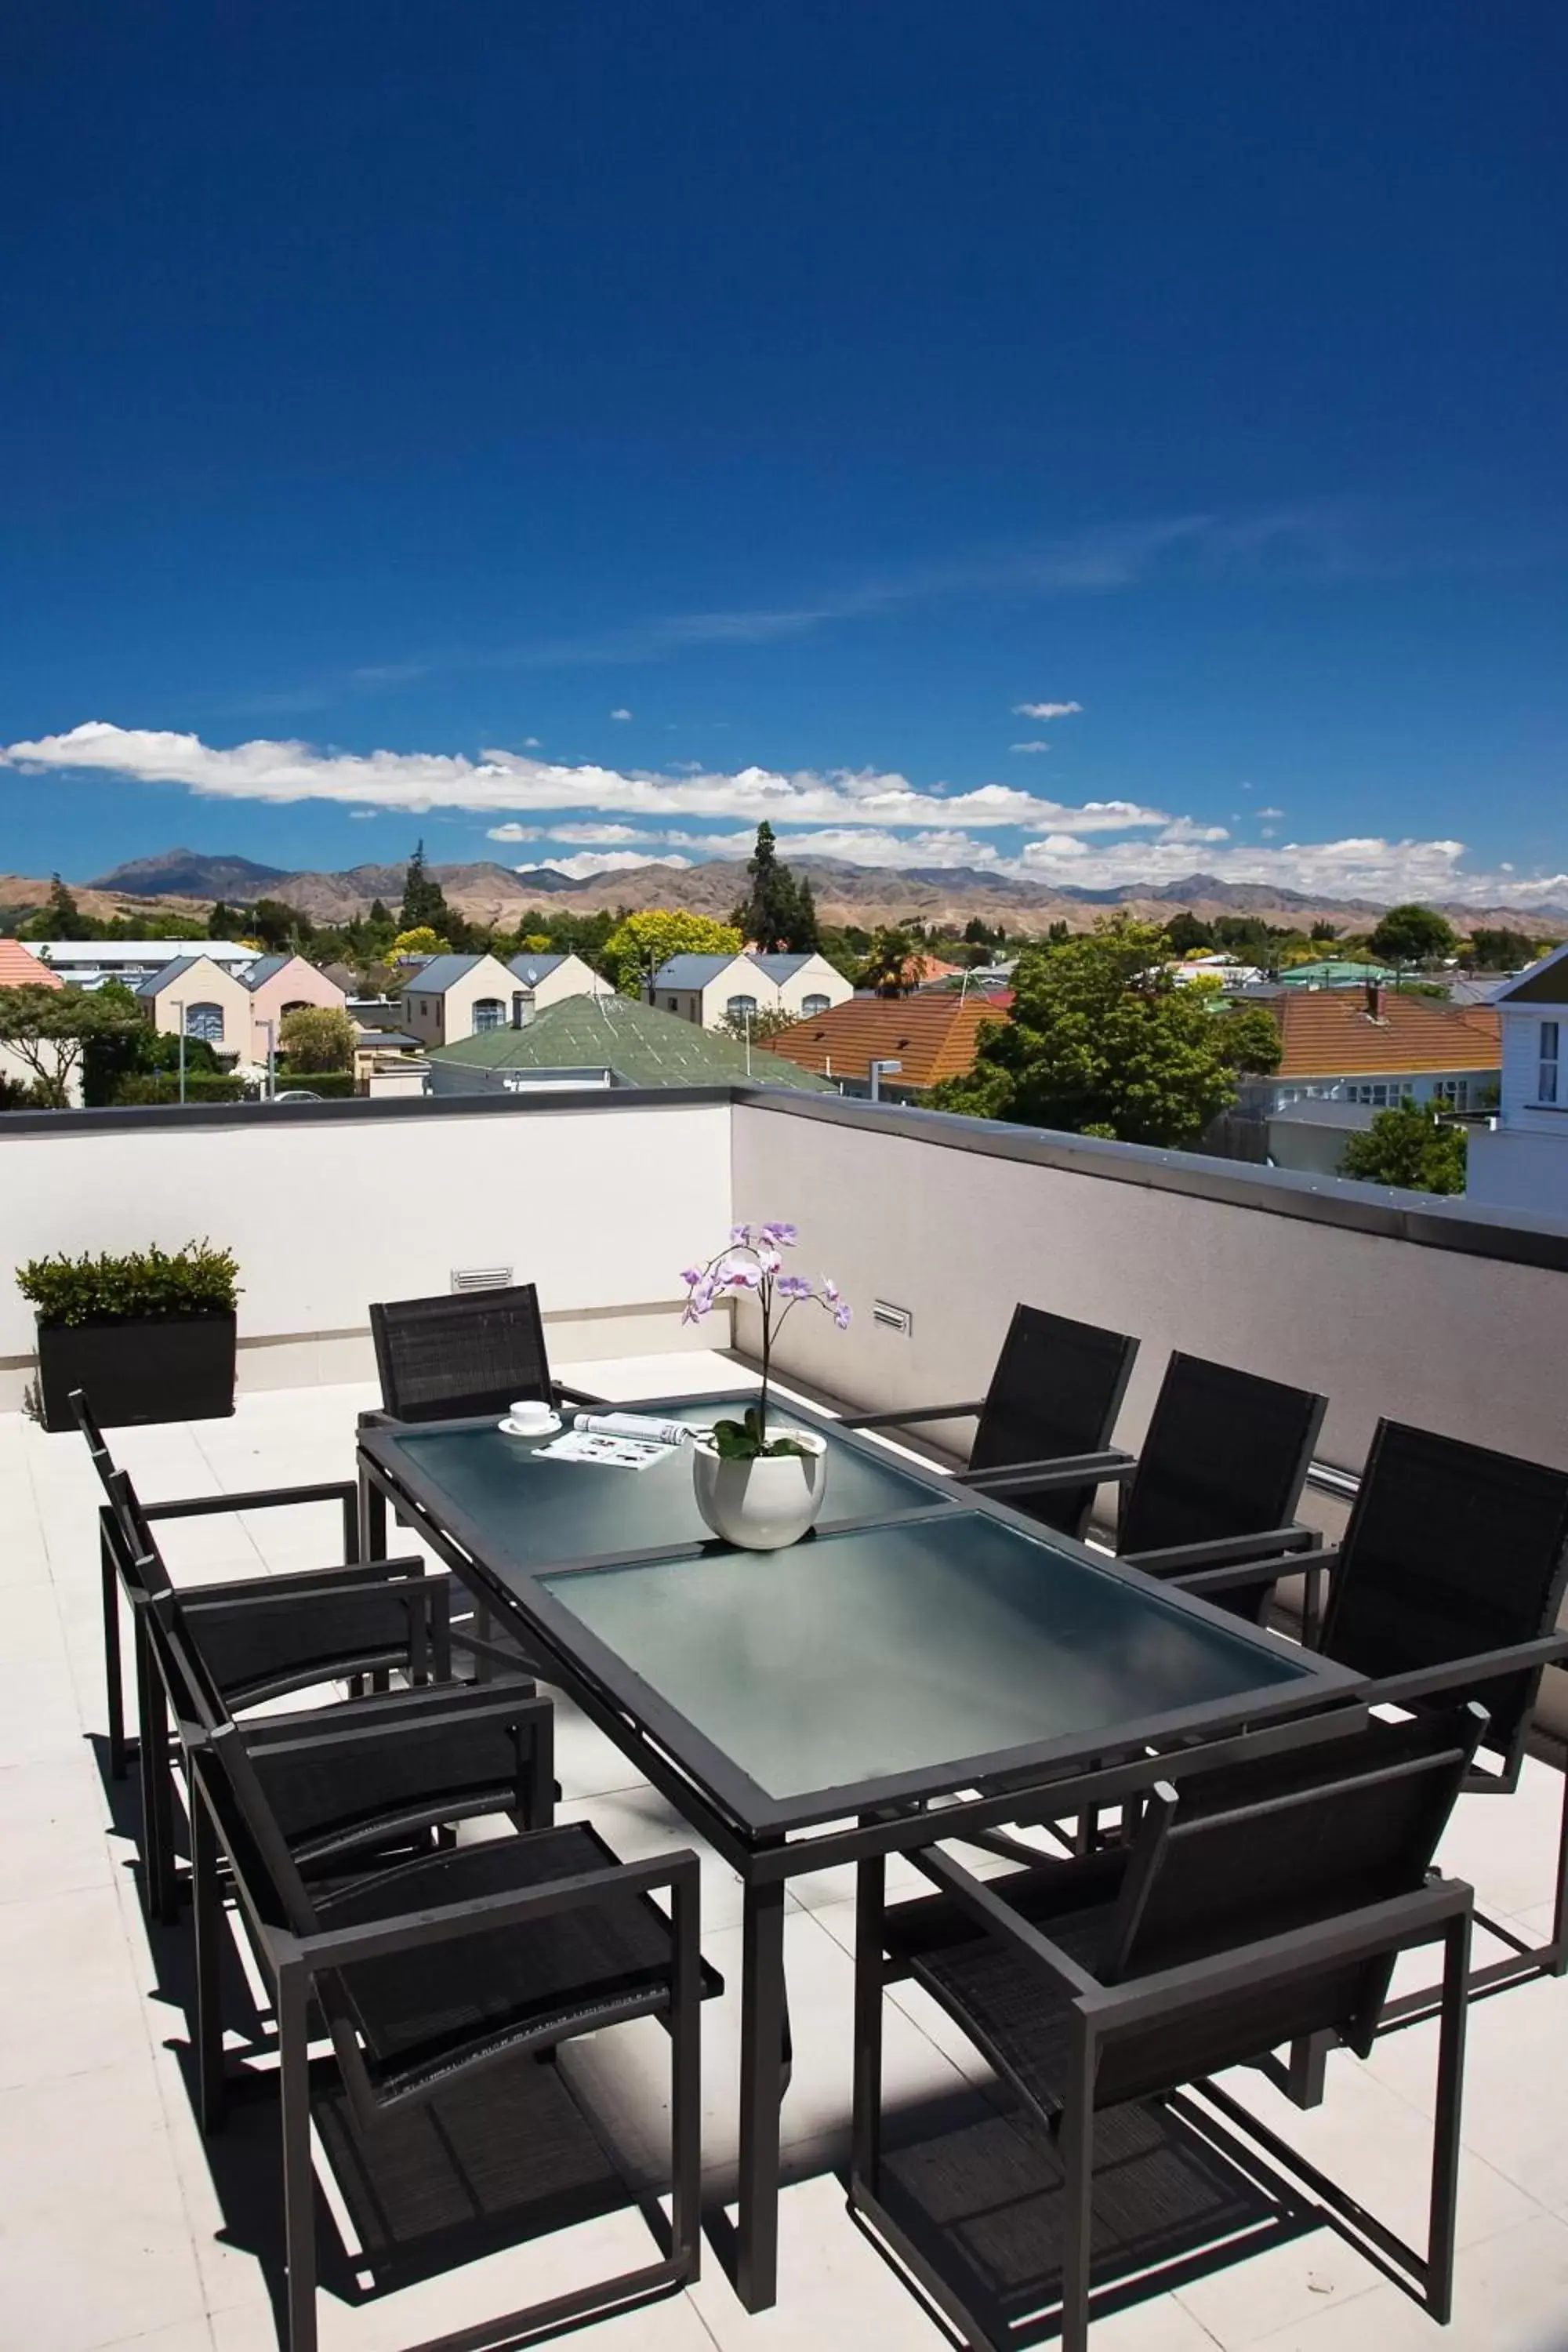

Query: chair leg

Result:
[192,1788,227,2134]
[1059,2016,1097,2352]
[278,1963,318,2352]
[134,1618,178,1925]
[1427,1907,1472,2321]
[102,1526,127,1780]
[1550,1760,1568,1977]
[851,1856,885,2195]
[670,1866,702,2283]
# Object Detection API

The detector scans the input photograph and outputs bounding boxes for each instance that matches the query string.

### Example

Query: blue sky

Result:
[2,2,1566,905]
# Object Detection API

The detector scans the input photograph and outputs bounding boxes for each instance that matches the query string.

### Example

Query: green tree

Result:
[1367,903,1458,966]
[603,909,744,995]
[1309,919,1340,943]
[278,1005,357,1072]
[19,876,97,942]
[730,822,818,952]
[716,1004,800,1045]
[928,918,1279,1145]
[1163,912,1214,957]
[399,841,454,936]
[1465,926,1538,971]
[390,924,450,960]
[858,927,921,997]
[1340,1102,1467,1195]
[0,984,146,1109]
[245,897,313,953]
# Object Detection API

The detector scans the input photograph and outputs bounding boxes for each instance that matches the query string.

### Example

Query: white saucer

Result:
[498,1413,561,1439]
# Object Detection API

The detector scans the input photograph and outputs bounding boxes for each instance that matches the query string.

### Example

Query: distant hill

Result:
[60,845,1568,938]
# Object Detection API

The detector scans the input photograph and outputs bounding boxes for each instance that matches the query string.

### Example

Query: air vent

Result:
[450,1265,513,1294]
[872,1299,913,1336]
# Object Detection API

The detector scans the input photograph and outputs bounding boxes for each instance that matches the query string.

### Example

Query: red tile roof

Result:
[0,940,64,990]
[1273,989,1501,1079]
[760,993,1007,1089]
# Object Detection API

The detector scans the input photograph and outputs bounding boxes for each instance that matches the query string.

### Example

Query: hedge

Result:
[113,1073,250,1105]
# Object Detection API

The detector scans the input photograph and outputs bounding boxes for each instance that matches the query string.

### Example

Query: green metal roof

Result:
[425,992,839,1091]
[1275,960,1398,989]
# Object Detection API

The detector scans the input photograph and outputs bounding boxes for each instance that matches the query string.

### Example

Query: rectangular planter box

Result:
[35,1312,238,1433]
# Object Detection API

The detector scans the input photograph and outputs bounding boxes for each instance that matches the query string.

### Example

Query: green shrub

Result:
[274,1069,358,1098]
[16,1240,241,1325]
[112,1073,251,1105]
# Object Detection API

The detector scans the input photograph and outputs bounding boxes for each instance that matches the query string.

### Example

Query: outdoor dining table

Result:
[356,1389,1359,2313]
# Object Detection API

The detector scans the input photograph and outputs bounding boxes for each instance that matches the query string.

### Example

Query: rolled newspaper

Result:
[572,1410,695,1447]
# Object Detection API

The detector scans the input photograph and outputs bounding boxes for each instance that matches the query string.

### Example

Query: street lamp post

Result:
[869,1057,902,1103]
[172,1001,187,1105]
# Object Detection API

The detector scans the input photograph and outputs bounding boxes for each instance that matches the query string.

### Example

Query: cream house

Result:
[399,953,523,1048]
[747,953,854,1019]
[505,952,615,1010]
[134,955,254,1054]
[239,954,349,1065]
[649,950,851,1029]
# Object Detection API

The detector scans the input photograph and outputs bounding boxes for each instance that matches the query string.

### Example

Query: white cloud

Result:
[348,808,379,820]
[1010,740,1051,754]
[489,819,649,847]
[0,721,1167,833]
[523,735,542,748]
[517,850,691,879]
[1257,804,1284,818]
[1012,701,1083,720]
[609,707,633,721]
[1157,818,1231,846]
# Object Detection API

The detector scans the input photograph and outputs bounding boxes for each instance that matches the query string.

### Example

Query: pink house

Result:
[241,954,349,1065]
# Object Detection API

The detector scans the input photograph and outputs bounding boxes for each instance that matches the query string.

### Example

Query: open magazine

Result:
[533,1412,691,1472]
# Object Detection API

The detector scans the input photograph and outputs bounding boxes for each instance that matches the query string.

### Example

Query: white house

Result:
[1465,942,1568,1221]
[648,951,850,1029]
[399,953,523,1048]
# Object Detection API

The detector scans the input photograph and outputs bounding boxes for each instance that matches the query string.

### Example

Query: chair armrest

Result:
[554,1381,608,1409]
[1123,1524,1319,1578]
[1173,1545,1343,1601]
[180,1556,426,1609]
[840,1399,987,1432]
[293,1847,700,1969]
[958,1450,1138,1494]
[237,1679,544,1753]
[1360,1632,1568,1715]
[142,1478,359,1560]
[903,1846,1102,1999]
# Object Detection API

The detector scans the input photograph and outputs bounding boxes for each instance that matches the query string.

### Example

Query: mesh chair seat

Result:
[318,1826,713,2100]
[912,1909,1120,2125]
[187,1584,427,1705]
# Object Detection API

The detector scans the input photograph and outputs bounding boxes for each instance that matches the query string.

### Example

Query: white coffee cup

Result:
[507,1398,555,1433]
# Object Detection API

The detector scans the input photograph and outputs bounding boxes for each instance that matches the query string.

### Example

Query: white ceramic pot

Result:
[691,1430,828,1551]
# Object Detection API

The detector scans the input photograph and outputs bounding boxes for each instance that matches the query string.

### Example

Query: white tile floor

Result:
[2,1355,1566,2352]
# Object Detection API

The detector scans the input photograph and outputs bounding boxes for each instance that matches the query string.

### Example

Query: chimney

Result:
[511,991,534,1029]
[1365,980,1384,1021]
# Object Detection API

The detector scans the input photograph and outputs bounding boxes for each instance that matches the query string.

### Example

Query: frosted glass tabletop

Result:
[537,1509,1316,1804]
[375,1396,938,1571]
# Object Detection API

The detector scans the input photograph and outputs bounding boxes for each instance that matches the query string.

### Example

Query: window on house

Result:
[1539,1021,1559,1105]
[471,998,505,1033]
[726,995,759,1021]
[801,993,831,1016]
[666,996,679,1011]
[281,999,308,1018]
[185,1003,223,1044]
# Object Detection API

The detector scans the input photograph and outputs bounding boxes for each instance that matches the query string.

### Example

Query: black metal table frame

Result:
[356,1388,1360,2313]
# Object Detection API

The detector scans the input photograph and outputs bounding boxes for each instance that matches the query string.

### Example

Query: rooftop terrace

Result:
[3,1084,1567,2350]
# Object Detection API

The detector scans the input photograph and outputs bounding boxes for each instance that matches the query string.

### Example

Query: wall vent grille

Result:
[872,1299,913,1336]
[450,1265,513,1294]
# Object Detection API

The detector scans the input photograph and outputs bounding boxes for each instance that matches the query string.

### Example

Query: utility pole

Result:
[172,1002,187,1104]
[262,1019,277,1100]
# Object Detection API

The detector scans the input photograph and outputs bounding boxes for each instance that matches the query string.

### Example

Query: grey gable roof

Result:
[133,955,217,1000]
[748,953,815,982]
[241,954,292,992]
[651,953,749,989]
[401,954,488,994]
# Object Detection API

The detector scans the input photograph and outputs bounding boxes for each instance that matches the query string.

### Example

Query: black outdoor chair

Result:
[966,1350,1327,1607]
[852,1706,1483,2352]
[101,1461,451,1923]
[73,1388,383,1783]
[368,1283,606,1425]
[187,1701,713,2352]
[1171,1417,1568,2017]
[841,1304,1140,1539]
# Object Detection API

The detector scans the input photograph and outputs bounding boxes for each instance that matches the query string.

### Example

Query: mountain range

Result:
[0,846,1559,938]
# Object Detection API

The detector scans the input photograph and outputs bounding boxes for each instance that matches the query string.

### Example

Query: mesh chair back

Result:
[371,1284,554,1421]
[1116,1352,1326,1558]
[1091,1707,1480,2108]
[968,1305,1139,1538]
[204,1719,322,1934]
[1324,1419,1568,1770]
